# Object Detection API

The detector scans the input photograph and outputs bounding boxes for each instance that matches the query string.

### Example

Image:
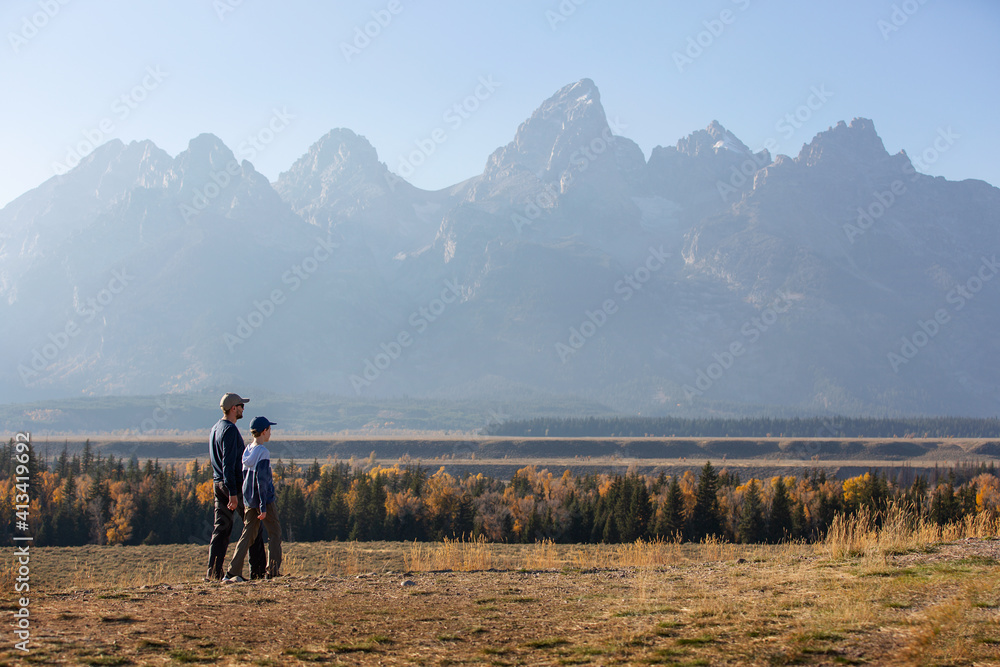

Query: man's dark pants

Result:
[207,481,265,579]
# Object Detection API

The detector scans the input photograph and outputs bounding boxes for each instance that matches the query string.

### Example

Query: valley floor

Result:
[5,539,1000,666]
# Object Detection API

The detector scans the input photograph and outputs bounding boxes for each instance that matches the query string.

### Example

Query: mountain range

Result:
[3,78,999,418]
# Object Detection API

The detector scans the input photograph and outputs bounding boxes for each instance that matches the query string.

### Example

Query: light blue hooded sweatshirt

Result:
[242,441,276,513]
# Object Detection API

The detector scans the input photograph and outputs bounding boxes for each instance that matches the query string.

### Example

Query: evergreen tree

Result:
[622,478,651,542]
[958,484,977,518]
[791,499,808,540]
[718,469,741,488]
[564,495,592,543]
[51,468,86,546]
[655,475,685,541]
[456,493,476,538]
[327,489,350,541]
[82,439,94,474]
[522,506,542,543]
[601,513,619,543]
[279,484,308,541]
[127,455,140,482]
[736,480,766,544]
[57,444,69,476]
[306,460,322,485]
[929,483,957,525]
[84,479,111,545]
[903,476,930,515]
[768,477,792,543]
[689,462,721,541]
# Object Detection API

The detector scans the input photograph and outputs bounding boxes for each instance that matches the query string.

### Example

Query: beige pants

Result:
[226,502,282,578]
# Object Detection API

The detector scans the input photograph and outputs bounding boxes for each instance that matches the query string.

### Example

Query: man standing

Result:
[206,392,265,580]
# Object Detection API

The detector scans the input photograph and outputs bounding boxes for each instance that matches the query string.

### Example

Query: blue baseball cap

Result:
[250,416,277,432]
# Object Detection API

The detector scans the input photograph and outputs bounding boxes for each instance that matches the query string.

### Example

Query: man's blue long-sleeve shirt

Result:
[209,418,245,497]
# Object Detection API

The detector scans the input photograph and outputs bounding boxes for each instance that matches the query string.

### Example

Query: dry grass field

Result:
[3,525,1000,666]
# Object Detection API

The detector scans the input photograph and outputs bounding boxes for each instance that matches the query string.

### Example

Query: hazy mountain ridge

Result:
[2,79,998,417]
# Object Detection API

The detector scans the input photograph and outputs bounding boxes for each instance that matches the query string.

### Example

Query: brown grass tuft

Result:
[404,535,496,572]
[824,503,1000,560]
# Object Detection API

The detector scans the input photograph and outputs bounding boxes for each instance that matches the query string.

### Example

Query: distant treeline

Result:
[483,416,1000,438]
[3,438,1000,548]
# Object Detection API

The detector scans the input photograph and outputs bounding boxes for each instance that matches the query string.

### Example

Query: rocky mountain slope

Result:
[2,79,997,416]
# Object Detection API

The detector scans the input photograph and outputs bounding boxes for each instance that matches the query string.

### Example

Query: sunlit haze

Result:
[1,1,998,206]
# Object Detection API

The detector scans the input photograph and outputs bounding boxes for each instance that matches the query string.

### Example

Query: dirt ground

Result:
[4,539,1000,666]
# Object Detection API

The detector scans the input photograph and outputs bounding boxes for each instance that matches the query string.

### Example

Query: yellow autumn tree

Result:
[385,488,424,521]
[679,469,699,520]
[38,471,61,507]
[973,474,1000,514]
[425,468,462,528]
[105,492,136,545]
[842,473,870,508]
[195,479,215,506]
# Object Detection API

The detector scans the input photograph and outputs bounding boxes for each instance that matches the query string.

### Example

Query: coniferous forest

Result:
[482,416,1000,438]
[3,438,998,548]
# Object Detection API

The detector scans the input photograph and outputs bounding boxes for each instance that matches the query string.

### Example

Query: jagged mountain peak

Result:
[482,78,614,183]
[273,128,413,216]
[165,134,259,213]
[0,137,174,230]
[175,133,239,172]
[796,117,889,168]
[82,137,127,163]
[295,128,381,176]
[538,78,603,118]
[676,121,751,158]
[49,138,130,188]
[4,79,1000,417]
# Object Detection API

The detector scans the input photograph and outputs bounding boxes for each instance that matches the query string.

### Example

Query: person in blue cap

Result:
[207,393,265,581]
[223,415,282,581]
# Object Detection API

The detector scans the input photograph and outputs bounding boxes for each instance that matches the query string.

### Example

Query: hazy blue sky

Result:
[2,0,998,207]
